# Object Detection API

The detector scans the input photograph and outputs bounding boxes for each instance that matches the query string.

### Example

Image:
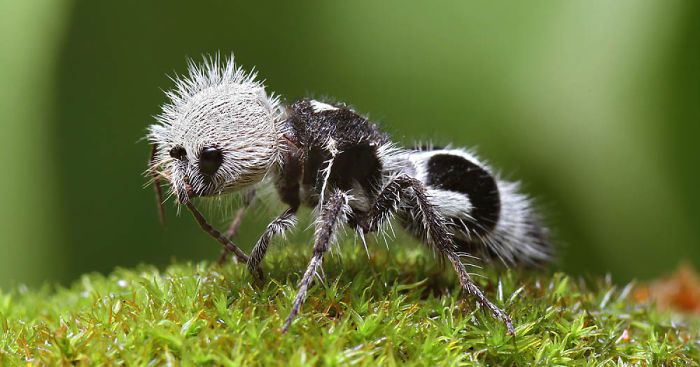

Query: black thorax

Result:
[275,99,390,210]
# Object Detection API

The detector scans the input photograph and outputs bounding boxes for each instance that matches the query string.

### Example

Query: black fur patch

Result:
[426,154,500,234]
[286,99,388,207]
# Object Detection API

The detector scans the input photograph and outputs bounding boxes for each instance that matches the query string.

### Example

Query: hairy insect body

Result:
[398,149,551,266]
[277,101,550,266]
[146,57,552,334]
[279,99,389,212]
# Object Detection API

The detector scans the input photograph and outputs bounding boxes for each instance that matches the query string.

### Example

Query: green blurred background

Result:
[1,1,698,288]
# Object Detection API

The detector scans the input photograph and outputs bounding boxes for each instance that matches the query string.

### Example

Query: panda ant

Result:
[146,55,552,334]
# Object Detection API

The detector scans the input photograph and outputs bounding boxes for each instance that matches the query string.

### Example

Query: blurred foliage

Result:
[0,0,69,286]
[0,0,698,287]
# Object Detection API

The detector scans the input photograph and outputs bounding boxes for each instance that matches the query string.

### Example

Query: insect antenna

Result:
[149,144,166,226]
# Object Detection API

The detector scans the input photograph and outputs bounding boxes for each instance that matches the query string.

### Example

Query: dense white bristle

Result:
[146,55,285,200]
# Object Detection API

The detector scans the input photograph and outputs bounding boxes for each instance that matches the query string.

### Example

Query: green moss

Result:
[1,245,698,366]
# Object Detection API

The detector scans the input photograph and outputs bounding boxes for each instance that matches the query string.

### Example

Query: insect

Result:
[146,55,552,334]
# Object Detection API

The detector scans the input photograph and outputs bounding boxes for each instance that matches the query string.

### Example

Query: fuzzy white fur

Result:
[147,55,284,200]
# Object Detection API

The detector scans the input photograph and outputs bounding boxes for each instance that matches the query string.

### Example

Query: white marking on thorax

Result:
[310,100,339,113]
[318,138,339,205]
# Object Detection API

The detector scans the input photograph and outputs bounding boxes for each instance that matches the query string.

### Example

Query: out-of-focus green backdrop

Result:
[1,1,698,288]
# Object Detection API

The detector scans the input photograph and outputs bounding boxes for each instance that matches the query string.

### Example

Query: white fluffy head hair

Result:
[147,54,284,201]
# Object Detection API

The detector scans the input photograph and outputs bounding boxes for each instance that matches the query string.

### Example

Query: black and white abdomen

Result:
[397,148,552,266]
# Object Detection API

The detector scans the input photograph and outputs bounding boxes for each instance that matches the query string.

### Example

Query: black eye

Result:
[169,146,187,161]
[199,147,223,176]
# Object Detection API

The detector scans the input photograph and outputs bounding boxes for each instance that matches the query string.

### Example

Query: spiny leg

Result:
[364,175,416,232]
[247,207,298,281]
[409,182,515,334]
[445,251,514,334]
[184,200,249,264]
[363,174,515,334]
[282,191,349,333]
[217,190,257,264]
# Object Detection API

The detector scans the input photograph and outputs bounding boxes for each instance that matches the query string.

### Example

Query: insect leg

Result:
[247,207,298,280]
[364,174,515,334]
[363,175,415,232]
[445,251,515,334]
[282,190,350,333]
[217,189,258,264]
[184,200,250,264]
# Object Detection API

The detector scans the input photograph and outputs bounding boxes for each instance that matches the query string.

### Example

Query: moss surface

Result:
[1,245,698,366]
